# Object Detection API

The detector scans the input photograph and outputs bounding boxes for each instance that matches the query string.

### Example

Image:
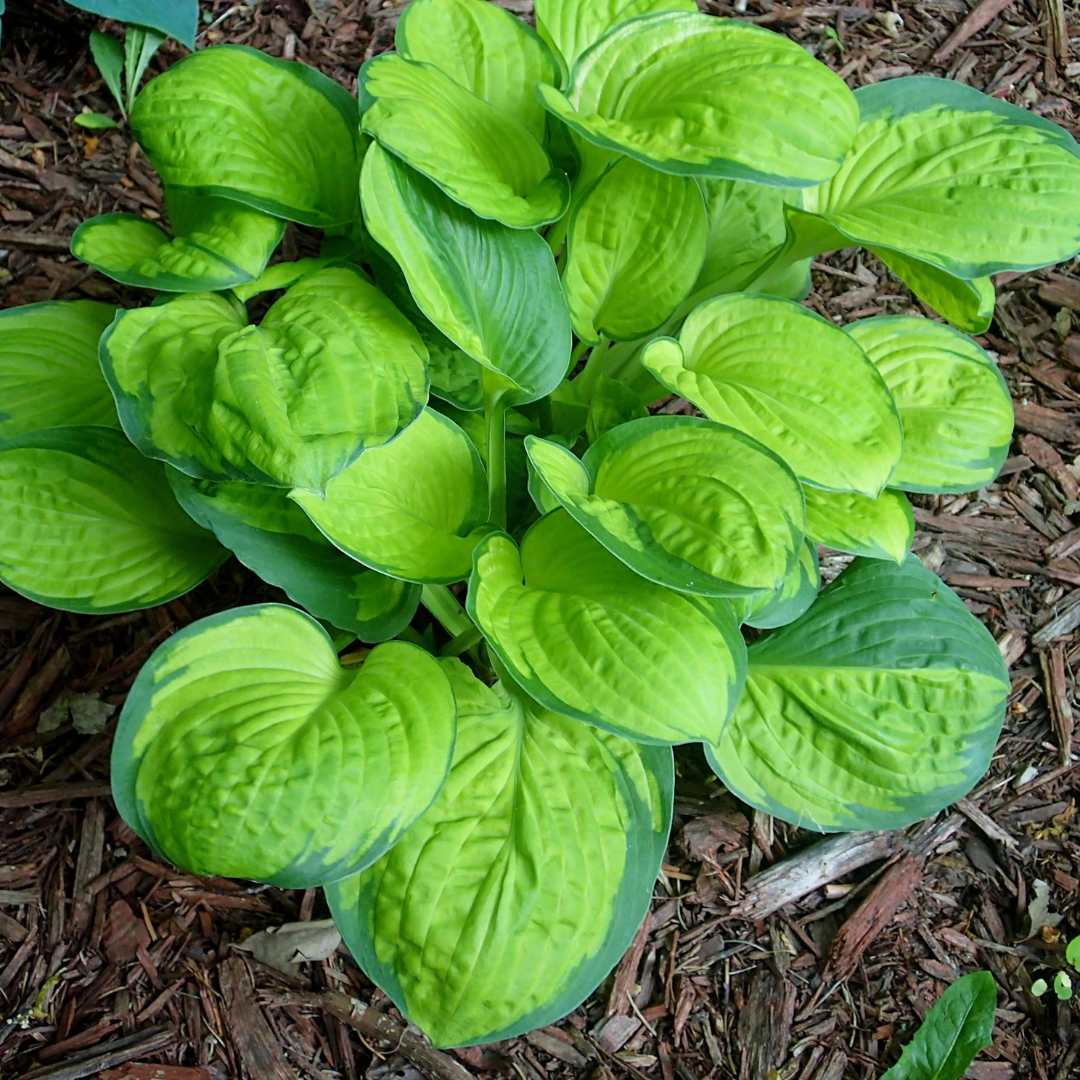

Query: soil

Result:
[0,1,1078,1079]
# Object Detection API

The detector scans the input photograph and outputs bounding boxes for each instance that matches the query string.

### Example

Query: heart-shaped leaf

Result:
[736,538,820,631]
[360,54,568,229]
[68,0,198,47]
[791,77,1080,279]
[804,487,914,563]
[563,157,707,343]
[642,294,903,495]
[101,266,428,492]
[525,416,806,597]
[707,555,1009,831]
[71,192,284,293]
[0,426,225,613]
[112,606,456,887]
[0,300,118,438]
[131,45,362,227]
[292,408,490,585]
[845,316,1014,494]
[326,658,672,1047]
[534,0,696,75]
[396,0,557,142]
[362,145,569,405]
[537,12,857,186]
[168,472,420,641]
[468,509,747,744]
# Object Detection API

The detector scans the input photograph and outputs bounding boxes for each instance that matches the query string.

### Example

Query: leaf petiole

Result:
[420,584,474,638]
[483,371,509,531]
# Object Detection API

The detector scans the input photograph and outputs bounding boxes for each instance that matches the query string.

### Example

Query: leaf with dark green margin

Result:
[100,266,428,492]
[804,487,914,564]
[360,54,568,229]
[788,77,1080,280]
[326,657,673,1047]
[534,0,696,76]
[362,145,569,405]
[641,294,902,495]
[396,0,557,142]
[706,556,1009,831]
[111,606,455,887]
[563,157,707,343]
[0,426,225,614]
[586,374,647,443]
[68,0,198,47]
[468,509,747,744]
[292,408,490,585]
[846,316,1014,494]
[0,300,118,438]
[168,472,420,641]
[737,539,820,631]
[131,45,361,227]
[873,249,995,335]
[537,12,857,186]
[880,971,996,1080]
[525,417,806,597]
[71,193,284,293]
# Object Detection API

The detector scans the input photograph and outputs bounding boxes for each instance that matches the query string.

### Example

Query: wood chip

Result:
[1013,401,1080,445]
[932,0,1016,61]
[1039,647,1075,765]
[1019,434,1080,501]
[737,970,796,1080]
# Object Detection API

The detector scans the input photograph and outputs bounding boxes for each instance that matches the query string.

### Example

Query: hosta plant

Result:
[2,0,1079,1048]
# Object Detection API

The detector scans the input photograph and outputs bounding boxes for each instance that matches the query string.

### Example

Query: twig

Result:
[933,0,1016,63]
[0,229,74,251]
[18,1025,175,1080]
[954,797,1019,851]
[0,781,111,808]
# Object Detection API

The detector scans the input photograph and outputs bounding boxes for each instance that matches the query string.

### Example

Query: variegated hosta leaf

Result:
[534,0,696,76]
[0,300,118,438]
[71,192,284,293]
[468,509,747,744]
[168,472,420,641]
[792,77,1080,279]
[360,53,568,229]
[586,374,647,443]
[872,248,995,335]
[707,556,1009,832]
[804,487,914,564]
[0,427,225,613]
[131,45,362,227]
[525,416,806,597]
[737,538,820,631]
[100,266,428,492]
[292,408,490,585]
[563,157,707,343]
[326,658,673,1047]
[396,0,557,142]
[362,145,569,405]
[422,323,484,412]
[641,294,903,496]
[112,606,456,887]
[537,12,858,186]
[846,316,1014,494]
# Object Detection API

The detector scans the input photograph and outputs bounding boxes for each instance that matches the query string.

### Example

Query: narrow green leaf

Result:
[100,266,428,491]
[537,12,857,186]
[468,509,747,744]
[707,556,1009,831]
[292,408,490,585]
[0,426,225,614]
[846,316,1014,493]
[804,487,914,563]
[641,294,903,495]
[880,971,997,1080]
[111,606,456,887]
[534,0,696,75]
[0,300,119,438]
[74,112,121,130]
[525,416,806,597]
[563,157,707,343]
[89,30,125,114]
[69,0,198,47]
[396,0,557,142]
[362,144,570,405]
[71,193,284,293]
[736,538,820,630]
[360,54,568,229]
[131,45,362,227]
[168,472,420,641]
[327,658,673,1047]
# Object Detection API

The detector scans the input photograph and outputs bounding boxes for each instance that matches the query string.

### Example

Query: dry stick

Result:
[0,781,111,809]
[17,1025,175,1080]
[1040,647,1076,765]
[933,0,1016,63]
[0,229,74,251]
[954,797,1019,851]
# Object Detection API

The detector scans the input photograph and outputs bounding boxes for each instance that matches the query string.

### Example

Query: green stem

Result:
[483,372,509,531]
[420,585,474,638]
[574,337,610,398]
[567,337,589,377]
[545,212,570,257]
[440,625,483,658]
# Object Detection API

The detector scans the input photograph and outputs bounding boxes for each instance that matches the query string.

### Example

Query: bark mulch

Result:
[0,1,1078,1078]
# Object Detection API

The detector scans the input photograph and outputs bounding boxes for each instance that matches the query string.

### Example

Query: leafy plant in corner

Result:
[1,0,1079,1049]
[1031,934,1080,1002]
